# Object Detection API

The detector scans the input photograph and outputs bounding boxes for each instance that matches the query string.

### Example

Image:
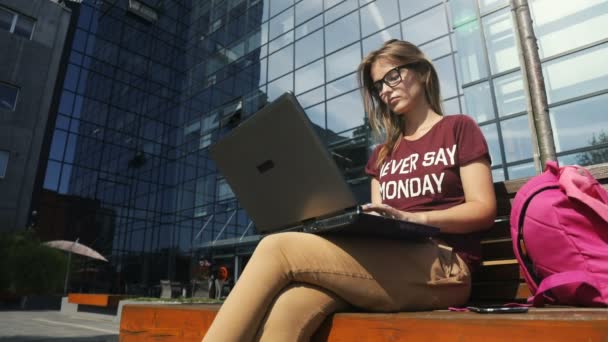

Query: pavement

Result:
[0,310,118,341]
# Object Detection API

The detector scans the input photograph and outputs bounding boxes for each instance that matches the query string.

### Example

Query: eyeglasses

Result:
[371,65,409,95]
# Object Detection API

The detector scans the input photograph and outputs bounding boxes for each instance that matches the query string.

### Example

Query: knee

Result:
[256,232,303,254]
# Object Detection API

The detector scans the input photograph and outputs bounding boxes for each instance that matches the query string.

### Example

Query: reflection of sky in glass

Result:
[268,45,293,81]
[507,162,536,179]
[295,59,324,94]
[295,29,323,68]
[327,72,358,99]
[550,93,608,152]
[269,30,294,54]
[543,44,608,105]
[360,0,399,37]
[295,0,323,26]
[305,103,325,128]
[482,9,518,74]
[269,8,294,41]
[327,90,365,133]
[326,43,361,82]
[403,5,448,46]
[434,55,457,99]
[325,11,359,54]
[420,35,451,60]
[267,73,293,101]
[362,24,401,57]
[463,82,493,123]
[295,14,323,39]
[443,97,460,114]
[270,0,294,17]
[479,0,508,13]
[454,20,488,84]
[480,122,503,166]
[531,0,608,59]
[492,168,505,182]
[325,0,357,24]
[493,71,526,116]
[400,0,442,19]
[501,115,533,163]
[297,86,325,108]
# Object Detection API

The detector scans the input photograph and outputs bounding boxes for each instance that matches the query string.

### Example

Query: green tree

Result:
[0,230,67,295]
[576,131,608,166]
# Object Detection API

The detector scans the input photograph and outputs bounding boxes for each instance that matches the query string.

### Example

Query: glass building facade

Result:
[38,0,608,294]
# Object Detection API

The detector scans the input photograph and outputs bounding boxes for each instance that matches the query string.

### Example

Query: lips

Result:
[389,97,400,105]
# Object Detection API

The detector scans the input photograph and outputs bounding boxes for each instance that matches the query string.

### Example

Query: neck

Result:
[401,99,440,137]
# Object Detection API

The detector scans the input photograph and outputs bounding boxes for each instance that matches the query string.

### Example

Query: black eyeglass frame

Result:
[371,64,410,95]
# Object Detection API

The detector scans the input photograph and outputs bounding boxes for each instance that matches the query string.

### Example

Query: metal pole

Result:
[511,0,556,169]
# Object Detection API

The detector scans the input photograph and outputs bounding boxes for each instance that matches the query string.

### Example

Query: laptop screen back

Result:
[209,92,358,234]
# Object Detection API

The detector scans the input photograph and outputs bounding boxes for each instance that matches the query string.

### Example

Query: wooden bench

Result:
[68,293,132,307]
[119,163,608,341]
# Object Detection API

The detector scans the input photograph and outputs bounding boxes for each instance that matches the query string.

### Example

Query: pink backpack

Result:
[510,161,608,306]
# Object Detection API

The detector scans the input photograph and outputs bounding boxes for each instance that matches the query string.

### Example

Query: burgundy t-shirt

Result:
[365,114,490,271]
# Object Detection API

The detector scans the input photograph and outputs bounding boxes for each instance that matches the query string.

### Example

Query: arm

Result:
[364,157,496,234]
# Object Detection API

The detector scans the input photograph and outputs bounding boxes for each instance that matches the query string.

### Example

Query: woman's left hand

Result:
[361,203,428,225]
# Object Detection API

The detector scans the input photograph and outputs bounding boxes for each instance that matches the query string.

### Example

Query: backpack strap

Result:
[529,270,602,306]
[560,166,608,223]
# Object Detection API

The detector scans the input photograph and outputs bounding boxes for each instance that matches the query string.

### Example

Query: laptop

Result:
[209,92,440,240]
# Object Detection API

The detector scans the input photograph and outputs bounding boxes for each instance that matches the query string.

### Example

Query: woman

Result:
[202,39,496,342]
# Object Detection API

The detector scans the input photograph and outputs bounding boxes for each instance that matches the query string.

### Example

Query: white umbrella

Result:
[44,239,108,262]
[43,238,108,295]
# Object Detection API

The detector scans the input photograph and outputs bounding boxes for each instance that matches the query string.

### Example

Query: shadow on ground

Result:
[0,336,118,341]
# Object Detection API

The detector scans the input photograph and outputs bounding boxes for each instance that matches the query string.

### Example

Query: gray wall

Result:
[0,0,70,231]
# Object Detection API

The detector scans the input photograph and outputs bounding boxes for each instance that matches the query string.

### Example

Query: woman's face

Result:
[370,58,424,115]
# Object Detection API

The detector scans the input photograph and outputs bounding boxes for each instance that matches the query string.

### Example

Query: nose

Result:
[378,82,392,99]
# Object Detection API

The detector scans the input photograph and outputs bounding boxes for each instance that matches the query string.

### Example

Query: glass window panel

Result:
[399,0,442,18]
[0,150,8,178]
[560,147,608,167]
[305,102,325,129]
[543,43,608,105]
[58,164,73,194]
[267,73,293,101]
[326,43,361,82]
[64,133,78,163]
[360,0,399,37]
[449,0,477,28]
[550,93,608,153]
[325,11,360,54]
[258,57,267,85]
[463,82,494,122]
[297,86,325,108]
[55,115,70,130]
[492,167,505,182]
[64,64,80,92]
[501,115,533,163]
[443,97,460,114]
[295,14,323,39]
[454,20,488,84]
[0,7,14,31]
[0,83,19,111]
[362,24,401,57]
[480,123,503,166]
[531,0,608,59]
[268,30,294,53]
[14,15,35,39]
[43,160,61,191]
[327,72,358,99]
[267,44,293,81]
[270,0,294,17]
[493,71,526,116]
[327,90,365,133]
[295,59,324,94]
[325,0,358,23]
[296,0,323,25]
[482,9,518,74]
[295,29,323,68]
[420,36,452,60]
[507,162,536,179]
[479,0,508,13]
[402,4,449,46]
[434,55,458,99]
[269,8,294,41]
[49,130,67,161]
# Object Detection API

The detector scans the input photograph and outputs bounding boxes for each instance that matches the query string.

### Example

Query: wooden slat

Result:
[475,261,522,282]
[480,219,511,240]
[119,304,608,342]
[481,238,516,261]
[67,293,131,307]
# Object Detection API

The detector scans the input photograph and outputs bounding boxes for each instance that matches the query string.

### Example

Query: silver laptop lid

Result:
[209,92,357,234]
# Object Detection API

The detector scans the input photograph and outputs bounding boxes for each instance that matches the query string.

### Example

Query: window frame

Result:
[0,82,20,111]
[0,150,9,179]
[0,6,35,40]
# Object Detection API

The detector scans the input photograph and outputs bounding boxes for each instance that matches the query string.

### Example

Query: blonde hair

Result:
[357,39,443,169]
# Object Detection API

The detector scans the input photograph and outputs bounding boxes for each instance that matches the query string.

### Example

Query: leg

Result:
[202,232,470,342]
[255,283,349,342]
